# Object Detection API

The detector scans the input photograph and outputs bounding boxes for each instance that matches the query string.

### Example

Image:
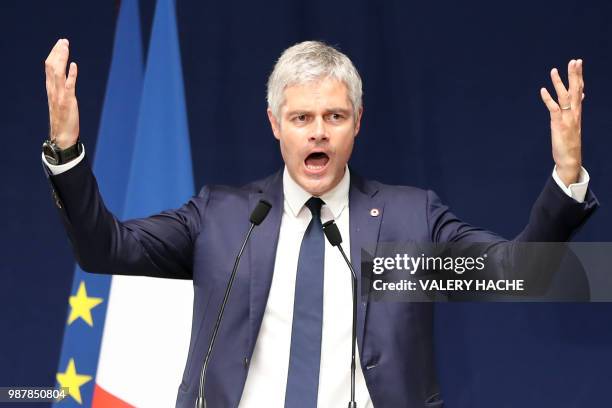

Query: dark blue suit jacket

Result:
[48,158,598,407]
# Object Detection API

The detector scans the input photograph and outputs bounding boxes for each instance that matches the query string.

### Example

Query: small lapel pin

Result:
[370,208,380,217]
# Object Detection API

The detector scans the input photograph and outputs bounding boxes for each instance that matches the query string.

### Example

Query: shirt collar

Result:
[282,165,350,219]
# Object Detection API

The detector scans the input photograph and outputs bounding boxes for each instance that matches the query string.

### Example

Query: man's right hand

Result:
[45,38,80,149]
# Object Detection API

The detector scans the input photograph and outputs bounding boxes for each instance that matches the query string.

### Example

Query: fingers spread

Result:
[550,67,570,108]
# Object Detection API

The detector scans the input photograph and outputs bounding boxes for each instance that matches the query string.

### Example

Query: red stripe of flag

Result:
[92,384,135,408]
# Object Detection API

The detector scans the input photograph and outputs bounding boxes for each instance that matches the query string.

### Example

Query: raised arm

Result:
[43,38,204,279]
[429,59,597,243]
[45,38,79,150]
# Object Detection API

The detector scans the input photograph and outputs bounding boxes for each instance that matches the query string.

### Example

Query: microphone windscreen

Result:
[250,200,272,225]
[322,220,343,246]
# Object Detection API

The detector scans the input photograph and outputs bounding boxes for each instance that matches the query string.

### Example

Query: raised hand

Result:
[45,38,79,149]
[540,59,584,186]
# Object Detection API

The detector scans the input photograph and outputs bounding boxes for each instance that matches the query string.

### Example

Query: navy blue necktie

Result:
[285,197,325,408]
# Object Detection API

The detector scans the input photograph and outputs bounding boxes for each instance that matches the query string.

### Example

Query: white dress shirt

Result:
[238,166,373,407]
[43,152,590,407]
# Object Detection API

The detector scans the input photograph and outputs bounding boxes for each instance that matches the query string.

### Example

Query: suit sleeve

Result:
[46,156,208,279]
[427,176,599,243]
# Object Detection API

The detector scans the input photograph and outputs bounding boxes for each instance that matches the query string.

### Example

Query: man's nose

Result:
[309,117,328,142]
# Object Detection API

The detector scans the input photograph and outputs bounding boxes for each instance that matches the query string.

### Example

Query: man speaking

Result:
[43,39,597,407]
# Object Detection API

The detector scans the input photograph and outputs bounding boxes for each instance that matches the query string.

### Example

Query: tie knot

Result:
[305,197,324,218]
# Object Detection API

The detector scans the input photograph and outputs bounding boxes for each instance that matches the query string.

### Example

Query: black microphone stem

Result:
[322,219,358,408]
[196,222,255,408]
[337,243,358,408]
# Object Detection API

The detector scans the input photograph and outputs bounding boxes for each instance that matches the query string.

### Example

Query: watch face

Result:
[43,142,59,165]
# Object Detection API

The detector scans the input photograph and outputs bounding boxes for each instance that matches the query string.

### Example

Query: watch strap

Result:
[42,139,83,165]
[56,142,83,164]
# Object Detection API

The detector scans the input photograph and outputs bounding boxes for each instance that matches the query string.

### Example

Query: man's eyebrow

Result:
[285,110,312,116]
[326,108,352,114]
[284,108,352,116]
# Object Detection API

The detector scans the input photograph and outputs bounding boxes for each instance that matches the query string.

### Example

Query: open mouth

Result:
[304,152,330,172]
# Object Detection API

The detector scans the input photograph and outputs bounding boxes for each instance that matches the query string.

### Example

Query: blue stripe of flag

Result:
[53,0,144,405]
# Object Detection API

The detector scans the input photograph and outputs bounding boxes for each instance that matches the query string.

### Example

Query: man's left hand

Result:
[540,59,584,186]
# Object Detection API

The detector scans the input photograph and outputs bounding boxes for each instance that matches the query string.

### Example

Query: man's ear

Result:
[354,106,364,137]
[267,108,281,140]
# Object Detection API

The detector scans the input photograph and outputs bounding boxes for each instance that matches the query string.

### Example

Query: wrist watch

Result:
[42,139,83,165]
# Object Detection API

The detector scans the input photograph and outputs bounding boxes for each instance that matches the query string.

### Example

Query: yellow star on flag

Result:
[67,281,103,326]
[56,358,93,404]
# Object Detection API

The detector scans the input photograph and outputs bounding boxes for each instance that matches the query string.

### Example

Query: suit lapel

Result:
[349,172,384,356]
[248,170,284,354]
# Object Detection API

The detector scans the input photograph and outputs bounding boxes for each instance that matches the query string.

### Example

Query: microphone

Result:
[322,220,358,408]
[196,200,272,408]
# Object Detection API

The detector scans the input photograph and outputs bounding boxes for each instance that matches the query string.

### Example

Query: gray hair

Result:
[266,41,363,121]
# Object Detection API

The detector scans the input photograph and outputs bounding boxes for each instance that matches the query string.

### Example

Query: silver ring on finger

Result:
[561,105,572,110]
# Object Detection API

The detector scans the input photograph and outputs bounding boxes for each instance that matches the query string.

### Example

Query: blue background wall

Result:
[1,0,610,406]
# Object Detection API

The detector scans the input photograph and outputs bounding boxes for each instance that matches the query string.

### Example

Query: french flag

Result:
[54,0,194,406]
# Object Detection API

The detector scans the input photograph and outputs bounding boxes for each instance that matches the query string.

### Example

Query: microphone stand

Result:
[322,220,358,408]
[196,200,271,408]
